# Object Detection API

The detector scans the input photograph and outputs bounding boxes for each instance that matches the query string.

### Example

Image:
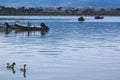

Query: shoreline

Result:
[1,6,120,16]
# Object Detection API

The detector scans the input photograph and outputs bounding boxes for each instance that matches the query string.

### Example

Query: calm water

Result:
[0,16,120,80]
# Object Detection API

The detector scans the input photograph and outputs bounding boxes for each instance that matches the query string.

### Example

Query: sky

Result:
[0,0,120,8]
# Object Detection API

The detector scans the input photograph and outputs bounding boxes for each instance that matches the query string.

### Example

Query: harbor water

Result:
[0,16,120,80]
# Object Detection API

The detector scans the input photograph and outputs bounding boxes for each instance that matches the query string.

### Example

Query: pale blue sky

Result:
[0,0,120,8]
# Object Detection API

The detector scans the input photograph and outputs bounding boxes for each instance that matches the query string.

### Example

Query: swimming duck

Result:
[7,62,16,69]
[20,64,27,71]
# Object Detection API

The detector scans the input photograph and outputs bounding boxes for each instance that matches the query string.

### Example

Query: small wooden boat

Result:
[95,16,104,19]
[14,23,42,31]
[78,17,85,21]
[5,22,49,32]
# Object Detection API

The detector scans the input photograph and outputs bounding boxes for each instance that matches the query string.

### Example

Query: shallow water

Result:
[0,17,120,80]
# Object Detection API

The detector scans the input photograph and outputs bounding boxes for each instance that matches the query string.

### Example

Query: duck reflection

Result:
[6,67,16,74]
[23,70,27,78]
[12,68,16,74]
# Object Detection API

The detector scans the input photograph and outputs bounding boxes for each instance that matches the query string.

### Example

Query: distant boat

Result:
[95,16,104,19]
[78,17,85,21]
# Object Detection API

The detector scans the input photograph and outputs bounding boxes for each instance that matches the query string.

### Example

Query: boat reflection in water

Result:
[0,25,12,36]
[15,29,49,37]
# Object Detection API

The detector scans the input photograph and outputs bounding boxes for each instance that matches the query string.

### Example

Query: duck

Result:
[7,62,16,69]
[20,64,27,71]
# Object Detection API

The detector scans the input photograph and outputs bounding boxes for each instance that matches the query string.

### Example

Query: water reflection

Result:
[5,29,12,36]
[23,69,27,78]
[20,68,27,78]
[12,68,16,74]
[6,67,27,78]
[0,27,12,36]
[7,67,16,74]
[15,30,48,37]
[0,29,49,37]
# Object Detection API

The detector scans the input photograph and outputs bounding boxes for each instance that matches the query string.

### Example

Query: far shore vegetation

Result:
[0,6,120,16]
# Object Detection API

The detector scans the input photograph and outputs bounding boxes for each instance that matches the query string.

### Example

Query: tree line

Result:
[0,6,120,16]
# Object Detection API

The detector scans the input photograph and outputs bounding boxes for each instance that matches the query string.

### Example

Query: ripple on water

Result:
[39,51,63,52]
[24,54,35,57]
[64,45,93,49]
[11,52,28,54]
[39,50,63,55]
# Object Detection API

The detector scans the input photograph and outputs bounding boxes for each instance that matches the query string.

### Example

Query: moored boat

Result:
[5,22,49,32]
[95,16,104,19]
